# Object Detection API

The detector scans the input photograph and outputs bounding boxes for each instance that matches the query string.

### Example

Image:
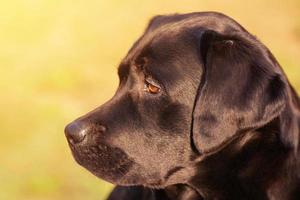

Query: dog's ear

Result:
[192,30,287,153]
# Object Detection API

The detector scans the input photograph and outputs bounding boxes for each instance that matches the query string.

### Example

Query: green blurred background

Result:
[0,0,299,199]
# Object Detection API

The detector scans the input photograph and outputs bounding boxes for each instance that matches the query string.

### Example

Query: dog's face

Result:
[65,23,202,187]
[65,12,287,188]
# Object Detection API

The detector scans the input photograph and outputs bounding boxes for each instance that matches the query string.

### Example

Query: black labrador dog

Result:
[65,12,300,200]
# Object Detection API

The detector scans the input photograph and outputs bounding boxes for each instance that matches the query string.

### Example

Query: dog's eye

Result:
[144,80,160,94]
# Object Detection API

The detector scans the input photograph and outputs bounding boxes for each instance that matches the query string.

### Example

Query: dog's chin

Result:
[114,169,166,188]
[68,143,135,183]
[113,166,191,189]
[67,143,188,188]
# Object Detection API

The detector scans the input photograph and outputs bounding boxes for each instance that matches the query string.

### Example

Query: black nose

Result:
[64,121,90,144]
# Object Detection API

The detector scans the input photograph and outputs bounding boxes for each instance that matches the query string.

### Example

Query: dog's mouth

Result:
[67,142,171,187]
[68,143,134,184]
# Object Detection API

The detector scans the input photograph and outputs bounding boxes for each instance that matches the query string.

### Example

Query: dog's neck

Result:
[182,85,300,200]
[187,116,299,199]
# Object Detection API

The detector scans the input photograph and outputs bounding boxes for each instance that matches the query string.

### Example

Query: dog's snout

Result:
[65,121,88,144]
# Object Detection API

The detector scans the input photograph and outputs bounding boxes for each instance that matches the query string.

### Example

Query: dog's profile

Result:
[64,12,300,200]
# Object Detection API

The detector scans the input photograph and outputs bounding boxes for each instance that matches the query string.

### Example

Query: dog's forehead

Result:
[118,32,195,83]
[121,28,181,67]
[120,12,244,67]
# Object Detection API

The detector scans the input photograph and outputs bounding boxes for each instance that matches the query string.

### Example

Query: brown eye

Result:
[145,81,160,94]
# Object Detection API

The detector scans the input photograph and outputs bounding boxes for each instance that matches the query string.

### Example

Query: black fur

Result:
[65,12,300,200]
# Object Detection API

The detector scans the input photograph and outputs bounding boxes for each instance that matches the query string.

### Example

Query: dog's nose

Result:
[64,121,89,144]
[65,121,107,144]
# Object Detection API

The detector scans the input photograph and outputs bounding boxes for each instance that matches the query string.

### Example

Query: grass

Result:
[0,0,299,199]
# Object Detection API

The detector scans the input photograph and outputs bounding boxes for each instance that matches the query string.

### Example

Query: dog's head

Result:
[64,12,288,188]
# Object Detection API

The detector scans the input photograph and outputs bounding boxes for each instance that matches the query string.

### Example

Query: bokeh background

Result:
[1,0,299,199]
